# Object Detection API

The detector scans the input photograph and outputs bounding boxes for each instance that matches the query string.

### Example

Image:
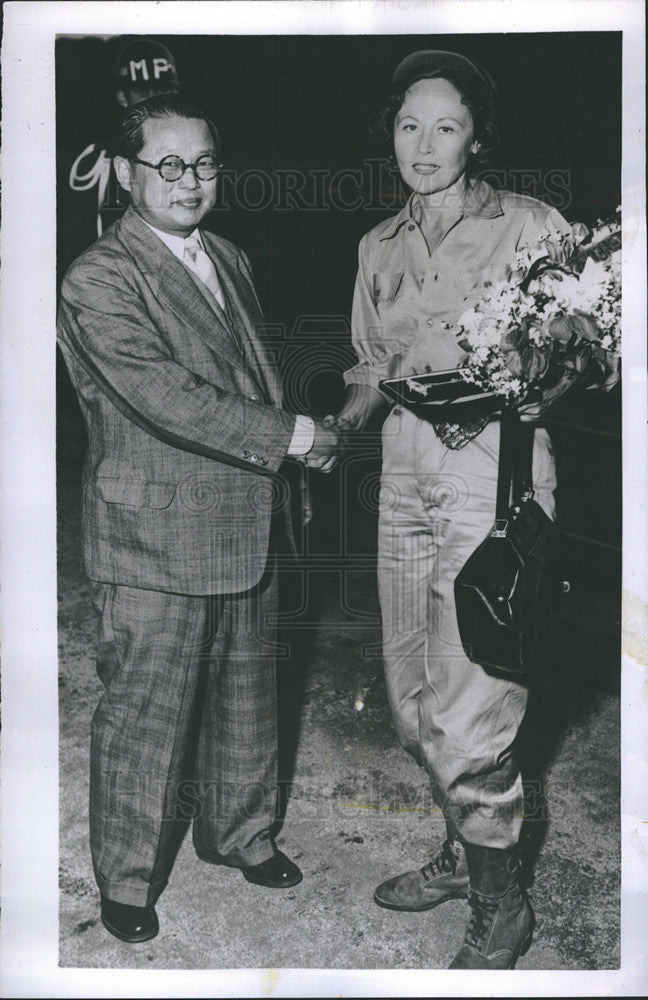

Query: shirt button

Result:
[243,450,251,458]
[426,318,435,327]
[407,223,415,231]
[260,458,268,467]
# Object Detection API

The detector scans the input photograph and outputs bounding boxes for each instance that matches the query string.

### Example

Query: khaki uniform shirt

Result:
[345,180,570,391]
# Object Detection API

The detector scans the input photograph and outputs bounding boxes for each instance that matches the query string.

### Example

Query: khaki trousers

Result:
[378,408,556,849]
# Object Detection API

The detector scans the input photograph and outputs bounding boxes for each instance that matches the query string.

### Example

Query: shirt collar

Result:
[138,216,204,260]
[378,179,504,241]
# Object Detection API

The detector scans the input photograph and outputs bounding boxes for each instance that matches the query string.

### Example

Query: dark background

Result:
[56,32,622,686]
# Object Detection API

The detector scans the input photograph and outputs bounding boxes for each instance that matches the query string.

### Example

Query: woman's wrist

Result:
[327,383,387,431]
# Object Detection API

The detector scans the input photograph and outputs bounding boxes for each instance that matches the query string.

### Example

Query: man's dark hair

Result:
[112,93,221,160]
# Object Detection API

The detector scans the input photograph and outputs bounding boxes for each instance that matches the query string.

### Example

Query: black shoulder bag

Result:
[454,408,558,684]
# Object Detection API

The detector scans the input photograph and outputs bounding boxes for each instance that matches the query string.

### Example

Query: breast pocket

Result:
[373,271,404,306]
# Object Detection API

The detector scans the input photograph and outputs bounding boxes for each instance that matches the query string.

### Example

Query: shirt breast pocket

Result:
[373,271,404,306]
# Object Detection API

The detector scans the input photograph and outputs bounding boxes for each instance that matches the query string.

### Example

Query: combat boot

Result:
[449,843,534,969]
[374,838,469,911]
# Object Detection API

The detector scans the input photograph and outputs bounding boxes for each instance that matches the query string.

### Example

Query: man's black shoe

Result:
[100,895,159,943]
[240,849,303,888]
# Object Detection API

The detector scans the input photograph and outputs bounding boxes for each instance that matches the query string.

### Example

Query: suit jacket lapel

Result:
[116,208,254,382]
[203,232,281,406]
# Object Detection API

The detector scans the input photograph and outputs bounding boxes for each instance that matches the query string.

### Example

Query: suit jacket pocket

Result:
[95,477,177,508]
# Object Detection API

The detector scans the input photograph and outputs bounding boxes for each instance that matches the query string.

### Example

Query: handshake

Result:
[295,384,388,473]
[298,414,349,474]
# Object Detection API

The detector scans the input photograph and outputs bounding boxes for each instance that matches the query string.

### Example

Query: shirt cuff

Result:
[287,414,315,456]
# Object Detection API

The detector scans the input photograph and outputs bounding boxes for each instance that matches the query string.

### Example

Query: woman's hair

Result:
[112,93,221,161]
[372,56,498,173]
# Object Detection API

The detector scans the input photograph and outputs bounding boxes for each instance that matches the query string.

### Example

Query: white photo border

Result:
[1,1,646,996]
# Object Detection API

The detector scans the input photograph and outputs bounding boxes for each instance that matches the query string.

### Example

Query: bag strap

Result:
[496,408,518,519]
[497,408,535,519]
[514,421,534,499]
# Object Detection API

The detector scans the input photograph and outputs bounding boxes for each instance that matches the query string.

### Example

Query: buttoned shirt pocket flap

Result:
[373,271,404,305]
[96,477,177,508]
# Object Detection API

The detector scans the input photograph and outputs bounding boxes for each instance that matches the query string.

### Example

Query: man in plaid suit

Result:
[57,94,340,942]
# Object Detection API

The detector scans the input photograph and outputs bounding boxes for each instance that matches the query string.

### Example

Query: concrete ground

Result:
[57,401,620,972]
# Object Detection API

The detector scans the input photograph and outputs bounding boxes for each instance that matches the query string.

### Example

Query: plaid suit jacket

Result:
[58,206,296,595]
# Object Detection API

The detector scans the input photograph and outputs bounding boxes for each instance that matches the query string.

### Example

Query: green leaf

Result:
[570,310,601,342]
[521,346,549,381]
[547,314,574,344]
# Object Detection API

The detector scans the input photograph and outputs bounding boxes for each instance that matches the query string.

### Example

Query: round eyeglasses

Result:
[130,154,222,181]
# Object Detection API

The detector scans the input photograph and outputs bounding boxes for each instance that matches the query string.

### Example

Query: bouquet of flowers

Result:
[452,210,621,404]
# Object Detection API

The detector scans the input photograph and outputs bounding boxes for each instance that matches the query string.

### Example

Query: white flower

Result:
[578,258,610,298]
[451,214,621,401]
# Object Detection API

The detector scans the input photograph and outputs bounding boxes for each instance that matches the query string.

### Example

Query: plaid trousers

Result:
[89,564,279,907]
